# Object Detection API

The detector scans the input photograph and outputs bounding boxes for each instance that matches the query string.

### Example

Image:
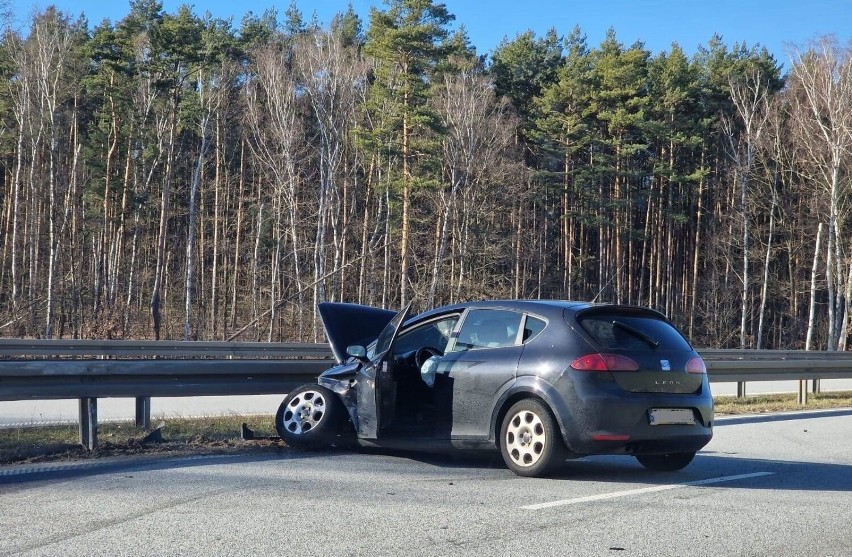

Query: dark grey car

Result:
[275,300,713,477]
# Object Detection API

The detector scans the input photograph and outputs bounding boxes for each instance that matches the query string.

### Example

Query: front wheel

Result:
[635,451,696,471]
[275,385,348,448]
[499,399,566,477]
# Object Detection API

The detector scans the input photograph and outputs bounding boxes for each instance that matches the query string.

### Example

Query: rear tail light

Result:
[571,354,640,372]
[686,356,707,374]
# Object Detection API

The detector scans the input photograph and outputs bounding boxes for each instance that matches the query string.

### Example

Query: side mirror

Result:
[346,345,367,360]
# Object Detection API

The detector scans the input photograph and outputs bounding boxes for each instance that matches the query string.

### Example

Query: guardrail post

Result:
[135,396,151,429]
[798,380,808,405]
[79,397,98,450]
[737,381,746,398]
[812,379,821,394]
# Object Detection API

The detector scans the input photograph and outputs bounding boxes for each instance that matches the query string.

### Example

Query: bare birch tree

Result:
[788,39,852,350]
[30,9,77,338]
[6,32,31,316]
[728,66,770,354]
[245,43,306,337]
[428,66,516,308]
[184,20,232,340]
[294,29,366,337]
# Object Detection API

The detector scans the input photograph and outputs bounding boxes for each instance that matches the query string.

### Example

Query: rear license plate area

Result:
[648,408,695,425]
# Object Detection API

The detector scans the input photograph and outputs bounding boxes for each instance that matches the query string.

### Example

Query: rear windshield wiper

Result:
[612,320,660,349]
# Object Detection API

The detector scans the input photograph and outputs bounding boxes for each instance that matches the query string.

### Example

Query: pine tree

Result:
[363,0,456,307]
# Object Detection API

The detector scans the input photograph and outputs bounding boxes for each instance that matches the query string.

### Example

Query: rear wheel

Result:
[275,385,348,448]
[499,399,566,477]
[635,451,696,471]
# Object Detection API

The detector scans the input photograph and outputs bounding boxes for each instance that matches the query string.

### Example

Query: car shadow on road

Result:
[549,453,852,492]
[368,448,852,493]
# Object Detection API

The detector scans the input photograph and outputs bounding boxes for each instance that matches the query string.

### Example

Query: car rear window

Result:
[577,311,692,352]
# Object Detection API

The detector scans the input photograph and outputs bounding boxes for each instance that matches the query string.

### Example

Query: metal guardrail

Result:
[700,349,852,381]
[0,340,335,449]
[700,349,852,404]
[0,339,331,358]
[0,359,332,400]
[1,342,851,450]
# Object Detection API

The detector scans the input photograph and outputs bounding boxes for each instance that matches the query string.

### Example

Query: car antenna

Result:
[591,263,625,303]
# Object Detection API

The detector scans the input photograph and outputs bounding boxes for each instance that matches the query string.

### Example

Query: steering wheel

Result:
[415,346,443,368]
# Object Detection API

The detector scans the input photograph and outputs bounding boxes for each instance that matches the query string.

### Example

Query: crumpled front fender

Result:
[317,361,361,431]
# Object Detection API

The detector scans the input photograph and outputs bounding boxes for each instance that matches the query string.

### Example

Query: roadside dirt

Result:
[1,436,291,466]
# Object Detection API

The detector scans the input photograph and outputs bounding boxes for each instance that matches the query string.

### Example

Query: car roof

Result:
[408,299,673,326]
[408,299,601,324]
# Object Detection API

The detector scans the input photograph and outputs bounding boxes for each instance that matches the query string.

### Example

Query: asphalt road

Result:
[1,410,851,556]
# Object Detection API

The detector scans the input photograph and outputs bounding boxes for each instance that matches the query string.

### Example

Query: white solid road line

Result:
[521,471,775,510]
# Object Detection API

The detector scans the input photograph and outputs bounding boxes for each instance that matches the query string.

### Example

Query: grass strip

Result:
[713,390,852,415]
[0,414,281,466]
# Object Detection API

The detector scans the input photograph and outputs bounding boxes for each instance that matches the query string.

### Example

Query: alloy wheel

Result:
[282,390,327,435]
[504,408,547,468]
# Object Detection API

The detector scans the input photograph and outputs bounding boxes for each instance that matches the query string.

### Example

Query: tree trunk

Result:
[756,184,777,349]
[400,80,411,307]
[805,223,823,351]
[688,147,706,339]
[151,94,179,340]
[185,110,210,340]
[230,140,246,331]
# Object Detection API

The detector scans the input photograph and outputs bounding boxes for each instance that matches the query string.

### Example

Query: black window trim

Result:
[520,313,548,344]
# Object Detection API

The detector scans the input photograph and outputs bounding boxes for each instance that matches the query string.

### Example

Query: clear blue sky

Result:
[10,0,852,68]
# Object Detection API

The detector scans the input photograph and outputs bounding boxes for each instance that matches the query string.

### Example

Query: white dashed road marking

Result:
[521,471,775,510]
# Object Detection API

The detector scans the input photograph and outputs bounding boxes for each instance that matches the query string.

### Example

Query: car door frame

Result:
[355,303,411,439]
[436,307,526,439]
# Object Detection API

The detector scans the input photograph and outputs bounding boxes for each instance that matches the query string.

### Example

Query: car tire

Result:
[275,385,348,448]
[635,451,696,471]
[499,399,566,477]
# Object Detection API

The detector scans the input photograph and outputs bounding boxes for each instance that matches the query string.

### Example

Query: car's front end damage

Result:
[316,362,361,430]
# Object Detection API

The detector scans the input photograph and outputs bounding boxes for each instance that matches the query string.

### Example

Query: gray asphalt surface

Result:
[1,411,851,556]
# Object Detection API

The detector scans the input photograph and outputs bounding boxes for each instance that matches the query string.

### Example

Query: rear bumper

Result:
[554,371,714,455]
[570,430,713,455]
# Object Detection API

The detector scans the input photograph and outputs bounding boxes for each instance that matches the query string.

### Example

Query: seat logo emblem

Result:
[660,360,671,371]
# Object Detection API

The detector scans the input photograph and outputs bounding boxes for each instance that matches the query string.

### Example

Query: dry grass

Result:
[0,414,282,466]
[713,390,852,415]
[2,392,851,466]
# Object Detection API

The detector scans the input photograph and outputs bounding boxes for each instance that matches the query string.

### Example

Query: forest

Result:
[0,0,850,350]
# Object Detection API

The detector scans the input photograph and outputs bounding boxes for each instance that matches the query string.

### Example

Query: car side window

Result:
[392,316,459,356]
[522,315,547,343]
[452,309,523,351]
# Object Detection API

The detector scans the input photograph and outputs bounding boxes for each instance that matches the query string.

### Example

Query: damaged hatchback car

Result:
[275,300,713,477]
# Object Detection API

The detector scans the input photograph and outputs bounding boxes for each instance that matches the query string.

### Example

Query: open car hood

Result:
[318,302,397,364]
